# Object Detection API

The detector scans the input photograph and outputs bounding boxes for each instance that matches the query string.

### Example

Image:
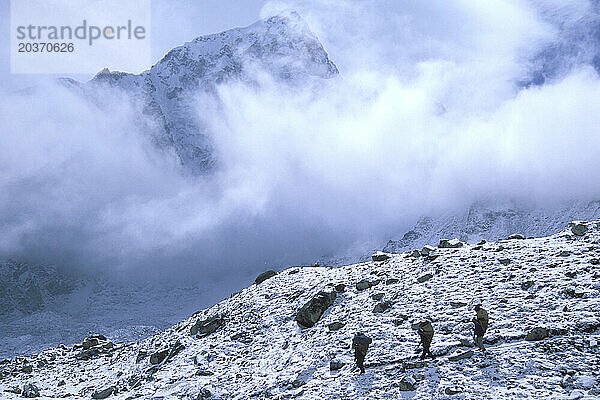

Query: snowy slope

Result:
[68,12,338,173]
[1,220,598,399]
[382,200,600,255]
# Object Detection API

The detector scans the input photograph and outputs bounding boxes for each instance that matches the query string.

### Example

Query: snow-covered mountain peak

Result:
[80,12,338,173]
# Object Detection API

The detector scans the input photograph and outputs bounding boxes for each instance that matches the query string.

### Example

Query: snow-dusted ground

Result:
[1,221,599,399]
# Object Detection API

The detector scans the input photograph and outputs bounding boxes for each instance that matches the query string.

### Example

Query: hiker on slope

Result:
[352,332,372,374]
[414,319,435,359]
[473,304,489,351]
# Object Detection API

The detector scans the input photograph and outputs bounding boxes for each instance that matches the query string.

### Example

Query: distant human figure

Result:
[352,332,372,374]
[473,304,489,351]
[416,320,435,359]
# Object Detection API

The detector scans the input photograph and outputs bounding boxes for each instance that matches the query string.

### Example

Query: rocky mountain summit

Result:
[1,221,598,399]
[63,12,338,173]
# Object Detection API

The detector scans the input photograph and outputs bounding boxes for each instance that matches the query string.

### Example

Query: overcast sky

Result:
[0,0,267,80]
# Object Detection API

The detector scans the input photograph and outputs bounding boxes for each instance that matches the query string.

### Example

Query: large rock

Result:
[372,252,392,262]
[438,239,464,249]
[328,322,345,331]
[329,360,345,371]
[296,290,336,328]
[448,350,474,361]
[255,270,277,284]
[149,349,170,365]
[417,273,433,283]
[507,234,525,240]
[570,222,589,237]
[190,315,225,337]
[397,375,417,391]
[356,279,380,291]
[526,327,549,341]
[420,245,436,256]
[373,300,393,313]
[92,387,115,399]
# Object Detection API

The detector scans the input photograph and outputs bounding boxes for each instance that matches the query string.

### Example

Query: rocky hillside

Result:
[382,200,600,255]
[1,221,599,399]
[63,12,338,173]
[0,261,77,316]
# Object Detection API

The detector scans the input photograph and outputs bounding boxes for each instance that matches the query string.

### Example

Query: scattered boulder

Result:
[75,335,114,360]
[410,250,421,257]
[372,293,385,301]
[499,258,511,266]
[75,348,100,361]
[191,315,225,337]
[21,365,33,373]
[329,360,345,371]
[565,270,577,278]
[570,222,588,237]
[328,322,345,331]
[521,281,534,291]
[386,278,399,285]
[149,349,170,365]
[296,290,336,328]
[560,250,572,257]
[373,300,393,313]
[92,387,115,399]
[590,258,599,265]
[507,234,525,240]
[420,245,436,257]
[445,386,463,395]
[150,341,185,366]
[230,332,253,344]
[448,350,474,361]
[255,270,277,285]
[195,369,214,376]
[292,379,306,388]
[438,239,464,249]
[450,301,467,308]
[417,273,433,283]
[334,284,346,293]
[136,351,148,363]
[477,240,487,246]
[397,375,417,391]
[21,383,39,398]
[526,327,549,341]
[82,337,99,349]
[565,288,585,299]
[356,279,379,291]
[372,252,391,262]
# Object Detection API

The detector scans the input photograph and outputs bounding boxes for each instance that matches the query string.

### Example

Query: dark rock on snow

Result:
[526,327,549,341]
[372,252,392,262]
[191,315,225,337]
[92,386,115,399]
[255,270,277,285]
[296,291,336,328]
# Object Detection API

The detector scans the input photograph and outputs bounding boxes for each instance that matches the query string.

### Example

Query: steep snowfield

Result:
[2,221,599,399]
